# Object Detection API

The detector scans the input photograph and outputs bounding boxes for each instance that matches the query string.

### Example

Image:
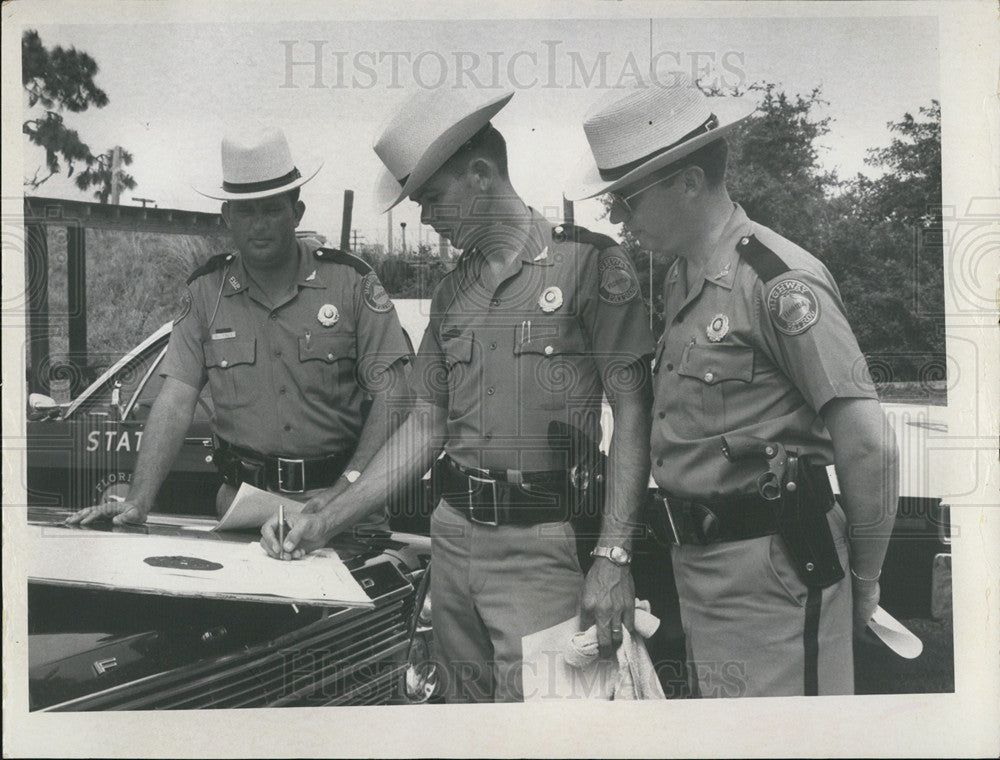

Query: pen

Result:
[278,504,285,557]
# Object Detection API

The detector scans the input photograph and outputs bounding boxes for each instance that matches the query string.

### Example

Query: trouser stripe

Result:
[803,586,822,696]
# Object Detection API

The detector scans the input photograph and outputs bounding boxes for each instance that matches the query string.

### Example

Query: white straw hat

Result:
[195,126,322,201]
[564,74,755,201]
[373,88,515,212]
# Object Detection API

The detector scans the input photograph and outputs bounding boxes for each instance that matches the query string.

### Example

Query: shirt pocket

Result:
[203,338,258,411]
[441,331,475,418]
[676,344,754,437]
[513,322,588,410]
[298,333,358,398]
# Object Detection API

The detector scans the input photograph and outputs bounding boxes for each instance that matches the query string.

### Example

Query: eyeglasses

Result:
[607,166,686,221]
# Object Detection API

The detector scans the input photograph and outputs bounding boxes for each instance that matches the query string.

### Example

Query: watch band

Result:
[590,545,632,566]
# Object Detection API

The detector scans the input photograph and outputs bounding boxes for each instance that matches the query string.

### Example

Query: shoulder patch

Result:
[185,253,233,285]
[598,254,640,304]
[767,278,821,335]
[362,272,394,313]
[315,247,373,275]
[736,234,789,283]
[552,223,618,250]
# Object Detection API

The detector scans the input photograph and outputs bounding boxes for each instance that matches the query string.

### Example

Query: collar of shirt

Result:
[698,203,753,292]
[222,239,327,298]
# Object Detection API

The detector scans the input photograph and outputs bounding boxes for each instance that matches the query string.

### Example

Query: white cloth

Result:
[564,599,666,700]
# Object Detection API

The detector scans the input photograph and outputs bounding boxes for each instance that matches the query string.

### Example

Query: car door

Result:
[26,326,219,517]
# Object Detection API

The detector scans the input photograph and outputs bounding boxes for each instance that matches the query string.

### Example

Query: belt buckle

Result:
[277,457,306,493]
[467,472,499,526]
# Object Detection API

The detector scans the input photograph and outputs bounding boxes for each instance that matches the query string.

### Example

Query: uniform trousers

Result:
[430,498,584,702]
[671,501,853,697]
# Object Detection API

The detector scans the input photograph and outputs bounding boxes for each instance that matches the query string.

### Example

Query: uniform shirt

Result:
[411,210,654,472]
[160,239,411,457]
[650,204,877,499]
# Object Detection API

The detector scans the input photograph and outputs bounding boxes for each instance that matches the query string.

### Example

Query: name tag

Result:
[211,329,236,340]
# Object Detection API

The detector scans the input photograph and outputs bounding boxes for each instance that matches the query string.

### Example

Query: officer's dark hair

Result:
[442,123,510,181]
[650,137,729,189]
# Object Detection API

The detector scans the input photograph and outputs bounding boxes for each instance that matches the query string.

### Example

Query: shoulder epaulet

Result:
[736,234,789,282]
[186,253,234,285]
[552,223,618,250]
[314,247,373,275]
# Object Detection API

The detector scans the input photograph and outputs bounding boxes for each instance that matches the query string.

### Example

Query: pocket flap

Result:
[442,331,474,367]
[299,334,357,364]
[512,324,586,356]
[678,344,754,384]
[204,338,256,369]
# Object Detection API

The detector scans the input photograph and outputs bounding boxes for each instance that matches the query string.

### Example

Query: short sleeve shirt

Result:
[410,211,655,472]
[160,239,411,457]
[650,204,877,499]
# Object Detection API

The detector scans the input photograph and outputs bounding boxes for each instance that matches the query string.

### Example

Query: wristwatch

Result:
[342,469,361,484]
[590,545,632,566]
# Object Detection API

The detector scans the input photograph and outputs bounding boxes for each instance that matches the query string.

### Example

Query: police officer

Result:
[565,76,899,697]
[67,126,410,527]
[262,89,655,702]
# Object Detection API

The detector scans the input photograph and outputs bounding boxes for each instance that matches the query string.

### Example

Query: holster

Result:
[547,420,607,569]
[776,453,845,589]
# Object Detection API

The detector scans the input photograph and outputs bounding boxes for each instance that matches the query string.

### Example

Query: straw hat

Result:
[373,88,515,212]
[564,74,755,201]
[195,126,322,201]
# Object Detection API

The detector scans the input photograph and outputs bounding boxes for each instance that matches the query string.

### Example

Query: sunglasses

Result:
[607,166,686,220]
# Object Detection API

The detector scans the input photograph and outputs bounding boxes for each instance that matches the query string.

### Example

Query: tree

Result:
[22,29,138,201]
[74,147,137,203]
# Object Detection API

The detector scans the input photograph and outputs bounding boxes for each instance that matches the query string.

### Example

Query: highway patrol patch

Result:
[362,273,393,313]
[173,291,192,325]
[598,255,639,304]
[767,279,820,335]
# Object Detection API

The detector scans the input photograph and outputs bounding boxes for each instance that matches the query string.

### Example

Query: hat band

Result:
[597,114,719,182]
[222,167,301,194]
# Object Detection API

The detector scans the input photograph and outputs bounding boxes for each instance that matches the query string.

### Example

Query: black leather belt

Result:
[213,436,351,494]
[435,456,570,526]
[651,465,833,546]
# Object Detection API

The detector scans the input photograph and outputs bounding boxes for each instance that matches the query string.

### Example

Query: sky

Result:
[20,12,939,250]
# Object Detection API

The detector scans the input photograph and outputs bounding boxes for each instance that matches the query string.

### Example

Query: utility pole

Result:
[400,222,407,254]
[340,189,354,250]
[352,229,366,250]
[132,197,156,208]
[562,195,574,226]
[387,208,394,254]
[111,146,123,205]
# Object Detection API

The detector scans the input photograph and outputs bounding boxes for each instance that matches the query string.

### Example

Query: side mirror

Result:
[109,380,123,422]
[27,393,61,421]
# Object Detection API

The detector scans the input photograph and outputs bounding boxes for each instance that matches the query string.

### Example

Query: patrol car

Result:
[25,301,441,710]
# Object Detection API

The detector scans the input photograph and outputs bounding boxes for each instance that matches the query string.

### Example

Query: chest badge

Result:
[539,286,563,312]
[706,314,730,342]
[317,304,340,327]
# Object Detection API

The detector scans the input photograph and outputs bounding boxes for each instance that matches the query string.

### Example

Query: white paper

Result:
[28,525,373,607]
[869,605,924,660]
[213,482,308,531]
